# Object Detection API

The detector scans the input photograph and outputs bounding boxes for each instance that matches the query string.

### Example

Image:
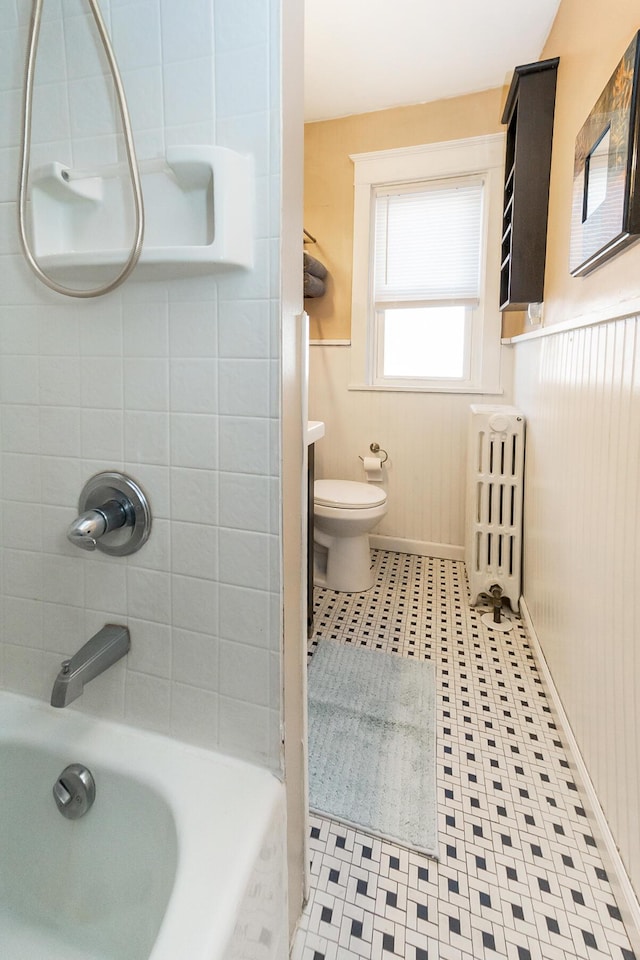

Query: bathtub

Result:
[0,692,287,960]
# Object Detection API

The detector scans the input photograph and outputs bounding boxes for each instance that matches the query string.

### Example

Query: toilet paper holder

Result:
[359,442,388,464]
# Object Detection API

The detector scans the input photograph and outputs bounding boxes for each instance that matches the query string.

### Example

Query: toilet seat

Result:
[315,479,386,510]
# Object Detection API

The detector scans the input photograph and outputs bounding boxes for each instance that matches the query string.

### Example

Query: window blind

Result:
[373,177,484,303]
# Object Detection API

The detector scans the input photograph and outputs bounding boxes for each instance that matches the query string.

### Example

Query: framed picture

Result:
[570,30,640,276]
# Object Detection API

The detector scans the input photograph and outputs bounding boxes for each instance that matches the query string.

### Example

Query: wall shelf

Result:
[499,58,559,311]
[29,145,253,278]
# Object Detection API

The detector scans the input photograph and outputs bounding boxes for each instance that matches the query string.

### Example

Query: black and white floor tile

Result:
[291,551,637,960]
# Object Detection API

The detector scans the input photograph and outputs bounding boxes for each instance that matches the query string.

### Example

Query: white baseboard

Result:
[520,597,640,956]
[369,534,464,561]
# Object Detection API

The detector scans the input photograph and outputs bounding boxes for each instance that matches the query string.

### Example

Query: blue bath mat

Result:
[307,640,438,857]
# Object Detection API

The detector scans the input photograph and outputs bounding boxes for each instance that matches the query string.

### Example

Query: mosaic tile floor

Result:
[291,551,637,960]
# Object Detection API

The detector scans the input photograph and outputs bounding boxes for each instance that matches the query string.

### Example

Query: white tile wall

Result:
[0,0,283,772]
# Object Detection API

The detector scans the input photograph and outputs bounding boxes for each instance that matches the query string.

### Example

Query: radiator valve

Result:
[478,584,514,633]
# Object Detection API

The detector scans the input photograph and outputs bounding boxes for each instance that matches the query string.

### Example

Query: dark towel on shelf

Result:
[304,271,325,298]
[304,251,328,280]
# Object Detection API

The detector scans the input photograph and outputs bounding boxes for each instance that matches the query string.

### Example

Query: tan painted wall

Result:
[540,0,640,326]
[304,89,506,341]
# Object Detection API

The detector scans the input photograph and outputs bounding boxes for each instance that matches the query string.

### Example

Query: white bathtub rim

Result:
[0,690,284,960]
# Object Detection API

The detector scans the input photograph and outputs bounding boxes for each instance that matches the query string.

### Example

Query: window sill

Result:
[348,382,504,395]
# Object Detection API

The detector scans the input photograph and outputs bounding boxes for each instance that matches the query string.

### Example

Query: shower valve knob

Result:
[67,472,151,557]
[66,500,128,550]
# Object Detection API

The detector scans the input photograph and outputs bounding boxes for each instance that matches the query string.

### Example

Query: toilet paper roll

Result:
[362,456,384,481]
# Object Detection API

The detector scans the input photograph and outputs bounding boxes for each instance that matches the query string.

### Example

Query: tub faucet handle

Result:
[67,499,128,551]
[67,472,152,556]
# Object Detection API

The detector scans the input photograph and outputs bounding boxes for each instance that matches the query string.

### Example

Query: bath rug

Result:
[307,640,438,857]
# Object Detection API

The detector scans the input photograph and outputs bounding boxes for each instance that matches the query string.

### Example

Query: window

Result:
[349,135,505,393]
[379,304,468,379]
[373,176,483,385]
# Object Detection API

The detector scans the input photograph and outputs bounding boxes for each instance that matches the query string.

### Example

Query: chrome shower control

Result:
[53,764,96,819]
[66,499,128,551]
[67,471,151,556]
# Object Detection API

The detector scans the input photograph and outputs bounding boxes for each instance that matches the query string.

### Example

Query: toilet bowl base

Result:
[314,533,374,593]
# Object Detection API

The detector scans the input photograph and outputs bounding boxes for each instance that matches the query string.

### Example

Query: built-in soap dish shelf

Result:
[29,145,253,277]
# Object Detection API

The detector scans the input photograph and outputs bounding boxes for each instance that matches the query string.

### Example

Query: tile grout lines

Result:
[292,550,637,960]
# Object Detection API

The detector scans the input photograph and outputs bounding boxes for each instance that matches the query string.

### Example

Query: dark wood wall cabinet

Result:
[500,57,559,311]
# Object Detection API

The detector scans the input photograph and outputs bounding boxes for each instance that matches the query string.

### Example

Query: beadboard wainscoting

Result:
[513,314,640,903]
[309,344,514,557]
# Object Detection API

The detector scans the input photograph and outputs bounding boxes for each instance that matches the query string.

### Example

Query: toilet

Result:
[313,479,387,593]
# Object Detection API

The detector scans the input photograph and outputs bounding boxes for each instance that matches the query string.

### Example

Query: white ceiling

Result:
[304,0,561,122]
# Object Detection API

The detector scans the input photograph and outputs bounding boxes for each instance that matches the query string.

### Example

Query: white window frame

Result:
[349,134,506,394]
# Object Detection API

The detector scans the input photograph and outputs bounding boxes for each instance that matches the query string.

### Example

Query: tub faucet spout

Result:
[51,624,130,708]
